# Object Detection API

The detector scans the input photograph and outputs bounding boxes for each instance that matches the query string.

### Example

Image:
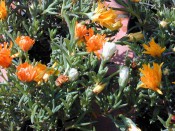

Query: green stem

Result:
[24,52,30,62]
[108,70,120,79]
[98,60,106,74]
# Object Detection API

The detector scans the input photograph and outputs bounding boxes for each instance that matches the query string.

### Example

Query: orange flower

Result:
[16,62,37,82]
[15,36,35,52]
[85,34,106,57]
[34,63,47,82]
[143,38,166,57]
[75,22,88,40]
[139,62,163,94]
[90,2,122,31]
[0,1,7,20]
[0,42,12,68]
[55,75,69,86]
[34,63,56,83]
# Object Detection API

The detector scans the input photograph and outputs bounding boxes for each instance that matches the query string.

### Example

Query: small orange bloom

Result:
[143,38,166,57]
[139,62,163,94]
[90,2,122,31]
[0,1,7,20]
[75,22,88,40]
[15,36,35,52]
[55,75,69,86]
[85,34,106,57]
[16,62,37,82]
[34,63,47,82]
[0,42,12,68]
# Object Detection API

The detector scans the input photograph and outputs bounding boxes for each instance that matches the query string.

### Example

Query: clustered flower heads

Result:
[16,62,55,83]
[0,0,175,130]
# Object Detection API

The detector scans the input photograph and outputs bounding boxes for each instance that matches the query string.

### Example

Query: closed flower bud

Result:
[68,68,79,81]
[93,83,107,95]
[102,42,116,60]
[119,114,141,131]
[160,21,168,28]
[128,124,141,131]
[118,66,130,87]
[127,32,144,42]
[172,47,175,52]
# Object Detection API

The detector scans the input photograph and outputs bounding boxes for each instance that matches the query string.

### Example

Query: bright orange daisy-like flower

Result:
[16,62,37,82]
[139,62,163,94]
[143,38,166,57]
[90,2,122,31]
[15,36,35,52]
[0,0,7,20]
[85,33,106,58]
[0,42,12,68]
[75,22,88,40]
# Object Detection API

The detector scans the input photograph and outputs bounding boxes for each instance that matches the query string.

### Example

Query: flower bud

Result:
[128,124,141,131]
[43,73,49,82]
[11,52,20,58]
[111,20,123,31]
[172,47,175,52]
[119,114,141,131]
[118,66,130,87]
[160,21,168,28]
[102,42,116,60]
[68,68,79,81]
[127,32,144,42]
[93,83,107,94]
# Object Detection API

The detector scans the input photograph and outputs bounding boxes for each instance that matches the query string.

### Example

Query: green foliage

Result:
[1,0,175,130]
